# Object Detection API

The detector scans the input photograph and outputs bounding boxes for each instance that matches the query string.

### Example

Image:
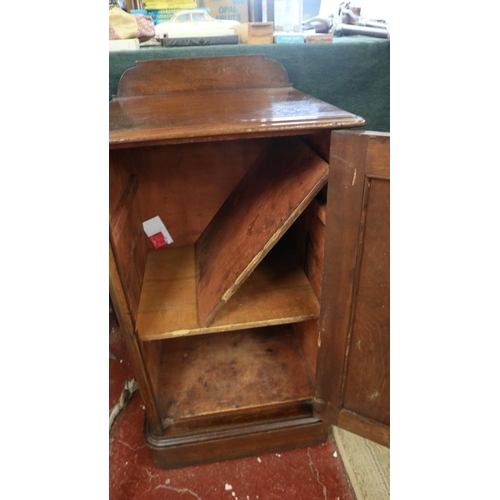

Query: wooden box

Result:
[109,55,389,469]
[234,22,274,44]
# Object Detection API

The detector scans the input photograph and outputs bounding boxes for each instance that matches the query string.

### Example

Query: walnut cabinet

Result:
[109,55,389,469]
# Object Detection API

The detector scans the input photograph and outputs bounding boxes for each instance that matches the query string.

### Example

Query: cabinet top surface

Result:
[109,56,365,148]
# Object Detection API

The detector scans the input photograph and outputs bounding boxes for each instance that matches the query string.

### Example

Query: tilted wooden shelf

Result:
[195,135,329,326]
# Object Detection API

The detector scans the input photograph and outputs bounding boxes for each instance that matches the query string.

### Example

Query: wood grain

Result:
[109,87,365,148]
[196,136,329,327]
[342,178,390,426]
[136,245,320,340]
[314,131,390,446]
[108,57,374,465]
[146,416,329,469]
[131,139,270,247]
[116,55,290,98]
[109,170,149,325]
[156,325,315,422]
[109,244,163,432]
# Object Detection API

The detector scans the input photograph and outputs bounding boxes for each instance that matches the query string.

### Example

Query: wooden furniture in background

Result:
[109,55,389,469]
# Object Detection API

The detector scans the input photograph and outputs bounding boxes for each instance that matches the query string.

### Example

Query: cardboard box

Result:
[201,0,249,23]
[234,22,273,44]
[304,32,333,43]
[273,31,304,43]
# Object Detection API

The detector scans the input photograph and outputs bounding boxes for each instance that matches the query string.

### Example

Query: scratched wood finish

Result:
[146,416,329,469]
[110,57,364,149]
[157,326,315,421]
[196,136,329,326]
[108,56,372,466]
[337,410,389,448]
[109,244,163,432]
[109,167,149,325]
[137,245,320,341]
[110,88,364,148]
[315,131,390,447]
[342,178,390,425]
[116,55,290,97]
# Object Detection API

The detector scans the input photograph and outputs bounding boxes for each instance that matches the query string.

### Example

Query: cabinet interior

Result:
[109,135,329,431]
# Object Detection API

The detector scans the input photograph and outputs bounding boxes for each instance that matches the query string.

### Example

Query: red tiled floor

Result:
[109,312,356,500]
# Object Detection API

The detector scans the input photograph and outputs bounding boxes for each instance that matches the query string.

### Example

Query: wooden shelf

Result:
[196,135,329,327]
[137,245,320,341]
[157,325,315,423]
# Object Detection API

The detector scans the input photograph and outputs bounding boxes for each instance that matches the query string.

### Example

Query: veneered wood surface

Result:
[306,203,326,300]
[157,325,315,422]
[109,171,149,325]
[196,136,329,326]
[146,417,329,470]
[109,244,163,432]
[109,87,364,148]
[294,320,320,381]
[315,131,390,445]
[342,178,390,426]
[116,55,290,98]
[131,139,270,247]
[337,410,389,448]
[140,339,162,404]
[110,57,364,148]
[109,150,135,215]
[137,245,320,340]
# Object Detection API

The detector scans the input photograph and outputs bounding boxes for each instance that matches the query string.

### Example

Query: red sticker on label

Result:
[149,232,166,249]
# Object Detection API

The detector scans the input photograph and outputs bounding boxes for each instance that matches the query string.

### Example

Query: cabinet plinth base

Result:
[144,414,331,469]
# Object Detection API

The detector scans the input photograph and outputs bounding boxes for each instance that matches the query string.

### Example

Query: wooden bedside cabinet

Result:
[109,55,389,469]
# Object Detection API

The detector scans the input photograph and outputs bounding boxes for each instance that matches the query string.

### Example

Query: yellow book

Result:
[143,0,196,9]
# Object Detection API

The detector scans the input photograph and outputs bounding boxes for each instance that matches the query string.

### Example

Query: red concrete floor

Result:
[109,311,356,500]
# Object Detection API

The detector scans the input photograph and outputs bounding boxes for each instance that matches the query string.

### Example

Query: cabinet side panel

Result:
[140,340,162,405]
[109,244,163,431]
[110,151,150,324]
[110,150,134,215]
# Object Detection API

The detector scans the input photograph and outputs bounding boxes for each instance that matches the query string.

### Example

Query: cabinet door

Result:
[315,131,390,447]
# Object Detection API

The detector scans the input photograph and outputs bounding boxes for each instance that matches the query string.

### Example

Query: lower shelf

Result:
[157,325,315,425]
[136,245,320,341]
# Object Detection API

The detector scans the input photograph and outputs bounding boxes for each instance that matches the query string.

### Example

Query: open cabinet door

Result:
[314,131,390,448]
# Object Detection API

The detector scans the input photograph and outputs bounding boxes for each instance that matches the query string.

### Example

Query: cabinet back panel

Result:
[130,139,271,247]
